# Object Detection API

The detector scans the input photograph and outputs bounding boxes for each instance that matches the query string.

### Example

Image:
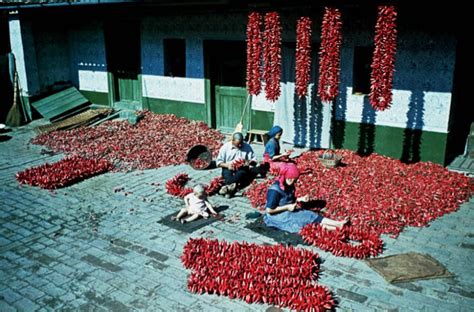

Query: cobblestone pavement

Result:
[1,122,473,311]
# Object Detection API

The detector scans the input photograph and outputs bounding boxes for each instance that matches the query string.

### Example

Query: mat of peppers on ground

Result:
[244,149,472,258]
[17,111,224,189]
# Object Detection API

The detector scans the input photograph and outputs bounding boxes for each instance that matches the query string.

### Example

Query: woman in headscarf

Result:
[264,163,347,233]
[264,125,291,161]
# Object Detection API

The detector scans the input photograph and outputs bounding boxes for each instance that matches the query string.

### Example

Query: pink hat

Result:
[277,163,300,190]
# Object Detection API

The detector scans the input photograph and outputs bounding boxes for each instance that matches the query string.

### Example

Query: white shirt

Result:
[215,141,257,166]
[185,193,207,215]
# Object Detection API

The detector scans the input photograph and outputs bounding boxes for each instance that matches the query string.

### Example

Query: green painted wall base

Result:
[80,90,109,106]
[332,120,448,165]
[144,97,206,121]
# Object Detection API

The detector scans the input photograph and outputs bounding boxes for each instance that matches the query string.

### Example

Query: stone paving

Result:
[0,121,473,311]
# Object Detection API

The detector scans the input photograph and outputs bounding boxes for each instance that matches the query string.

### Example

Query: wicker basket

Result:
[318,150,341,168]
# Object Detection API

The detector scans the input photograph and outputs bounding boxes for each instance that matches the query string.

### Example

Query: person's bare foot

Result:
[227,183,237,193]
[219,185,228,195]
[180,219,186,224]
[171,216,178,221]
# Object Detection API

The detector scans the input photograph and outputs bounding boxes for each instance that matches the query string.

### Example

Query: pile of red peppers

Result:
[369,5,397,111]
[317,7,343,102]
[263,12,282,102]
[295,17,312,98]
[165,173,224,198]
[16,156,113,189]
[300,224,384,259]
[31,111,224,171]
[246,12,263,96]
[191,158,209,170]
[245,150,472,257]
[182,238,335,311]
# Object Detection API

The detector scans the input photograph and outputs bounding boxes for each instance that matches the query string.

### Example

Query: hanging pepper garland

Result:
[369,5,397,111]
[295,17,313,98]
[246,12,263,96]
[317,7,343,102]
[263,12,282,102]
[182,238,335,311]
[300,224,384,259]
[165,173,224,198]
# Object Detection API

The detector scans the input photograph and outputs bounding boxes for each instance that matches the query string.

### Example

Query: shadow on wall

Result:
[331,84,347,149]
[357,96,376,156]
[289,44,325,148]
[401,89,425,163]
[308,83,324,148]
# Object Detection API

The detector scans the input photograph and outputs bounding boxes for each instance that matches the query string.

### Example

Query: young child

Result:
[175,184,217,224]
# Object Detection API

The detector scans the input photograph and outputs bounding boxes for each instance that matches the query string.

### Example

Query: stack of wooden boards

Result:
[32,87,115,133]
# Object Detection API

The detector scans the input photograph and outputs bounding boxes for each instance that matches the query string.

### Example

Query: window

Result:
[353,46,372,94]
[164,39,185,78]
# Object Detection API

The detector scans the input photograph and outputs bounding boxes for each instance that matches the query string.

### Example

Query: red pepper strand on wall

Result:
[295,17,313,98]
[369,5,397,111]
[317,7,343,102]
[182,238,335,311]
[246,12,263,96]
[263,12,282,102]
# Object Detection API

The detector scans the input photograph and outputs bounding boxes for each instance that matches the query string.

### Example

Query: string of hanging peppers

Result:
[263,12,282,102]
[246,12,263,96]
[369,5,397,110]
[317,7,343,102]
[295,17,313,98]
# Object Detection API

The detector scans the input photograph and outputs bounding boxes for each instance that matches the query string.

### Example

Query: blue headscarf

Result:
[267,125,283,139]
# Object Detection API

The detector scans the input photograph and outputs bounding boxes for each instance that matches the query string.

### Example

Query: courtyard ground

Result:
[0,121,473,311]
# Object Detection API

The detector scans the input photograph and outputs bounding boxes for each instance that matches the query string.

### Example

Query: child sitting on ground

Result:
[175,184,217,224]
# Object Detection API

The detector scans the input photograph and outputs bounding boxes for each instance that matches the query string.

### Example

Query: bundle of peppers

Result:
[317,7,343,102]
[182,238,335,311]
[369,5,397,110]
[16,156,113,189]
[165,173,224,198]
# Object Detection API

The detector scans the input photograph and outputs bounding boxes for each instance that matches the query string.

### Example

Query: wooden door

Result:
[105,21,141,107]
[215,86,249,134]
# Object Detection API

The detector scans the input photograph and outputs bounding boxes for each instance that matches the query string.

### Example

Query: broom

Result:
[5,70,22,127]
[234,94,251,134]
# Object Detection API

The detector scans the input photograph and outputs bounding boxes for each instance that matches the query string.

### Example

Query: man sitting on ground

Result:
[216,132,259,198]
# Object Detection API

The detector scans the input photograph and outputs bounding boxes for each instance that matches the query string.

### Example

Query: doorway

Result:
[204,40,249,134]
[105,21,141,109]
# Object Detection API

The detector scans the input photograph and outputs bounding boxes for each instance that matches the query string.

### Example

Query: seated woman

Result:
[264,163,347,233]
[264,125,291,162]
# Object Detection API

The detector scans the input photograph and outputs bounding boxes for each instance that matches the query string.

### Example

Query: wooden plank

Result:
[43,94,87,116]
[32,87,89,120]
[33,87,77,110]
[40,92,86,116]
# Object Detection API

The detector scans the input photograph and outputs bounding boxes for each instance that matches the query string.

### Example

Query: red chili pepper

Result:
[263,12,282,102]
[295,16,312,98]
[30,111,224,172]
[182,238,334,311]
[244,149,472,255]
[246,12,263,96]
[318,7,343,102]
[369,6,397,111]
[16,156,113,189]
